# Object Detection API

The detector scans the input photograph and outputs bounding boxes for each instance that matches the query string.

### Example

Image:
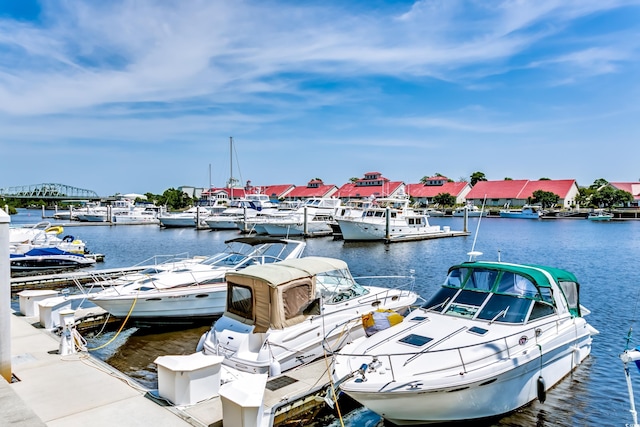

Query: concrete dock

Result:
[2,311,336,427]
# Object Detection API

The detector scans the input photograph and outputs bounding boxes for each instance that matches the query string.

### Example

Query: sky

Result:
[0,0,639,197]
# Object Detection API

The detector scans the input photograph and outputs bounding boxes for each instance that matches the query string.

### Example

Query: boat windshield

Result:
[316,268,368,304]
[422,266,556,324]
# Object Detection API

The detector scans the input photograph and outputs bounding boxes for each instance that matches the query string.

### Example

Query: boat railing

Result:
[353,274,416,296]
[337,316,568,386]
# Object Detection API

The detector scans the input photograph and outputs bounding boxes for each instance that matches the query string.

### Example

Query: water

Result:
[9,209,640,426]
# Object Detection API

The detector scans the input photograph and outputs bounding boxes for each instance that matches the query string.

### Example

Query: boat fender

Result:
[62,235,74,243]
[195,331,208,353]
[269,359,282,377]
[537,376,546,403]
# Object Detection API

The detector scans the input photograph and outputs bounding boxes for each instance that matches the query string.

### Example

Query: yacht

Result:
[198,256,419,375]
[499,205,544,219]
[88,237,306,325]
[333,254,598,425]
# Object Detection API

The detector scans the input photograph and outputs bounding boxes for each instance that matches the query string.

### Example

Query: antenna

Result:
[468,195,487,261]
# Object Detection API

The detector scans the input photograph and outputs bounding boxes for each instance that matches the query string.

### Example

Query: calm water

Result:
[10,209,640,426]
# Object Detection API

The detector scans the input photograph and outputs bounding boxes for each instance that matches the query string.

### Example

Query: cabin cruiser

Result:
[452,204,487,217]
[9,221,88,254]
[10,247,96,274]
[336,197,445,241]
[203,196,276,230]
[333,254,597,425]
[260,198,341,236]
[158,206,217,228]
[198,256,419,375]
[88,237,306,325]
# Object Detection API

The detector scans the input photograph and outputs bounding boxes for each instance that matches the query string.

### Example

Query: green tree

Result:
[470,171,487,186]
[592,186,633,208]
[531,190,559,208]
[539,177,551,180]
[589,178,609,190]
[349,177,359,183]
[504,177,512,180]
[158,188,193,210]
[432,193,456,207]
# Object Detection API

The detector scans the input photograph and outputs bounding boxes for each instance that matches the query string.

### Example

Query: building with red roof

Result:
[465,179,580,208]
[285,179,338,200]
[335,172,405,199]
[610,182,640,206]
[405,176,471,206]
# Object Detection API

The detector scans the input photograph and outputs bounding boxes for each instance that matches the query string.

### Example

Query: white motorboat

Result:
[452,204,487,217]
[198,256,419,375]
[112,206,160,225]
[158,206,217,228]
[88,237,306,325]
[333,254,598,425]
[236,200,303,234]
[260,197,341,236]
[336,197,445,241]
[499,205,544,219]
[10,247,96,274]
[9,221,88,254]
[204,196,276,230]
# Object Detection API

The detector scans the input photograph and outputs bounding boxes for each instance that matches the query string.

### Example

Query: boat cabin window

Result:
[227,283,253,319]
[422,287,458,312]
[495,272,538,298]
[476,294,532,324]
[282,283,313,320]
[443,268,469,288]
[316,268,368,304]
[558,280,580,316]
[464,268,499,292]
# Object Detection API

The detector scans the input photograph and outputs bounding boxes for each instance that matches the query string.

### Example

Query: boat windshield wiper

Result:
[489,306,509,324]
[422,297,450,312]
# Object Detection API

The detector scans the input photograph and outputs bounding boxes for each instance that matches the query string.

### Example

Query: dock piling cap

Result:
[219,373,268,407]
[154,352,224,372]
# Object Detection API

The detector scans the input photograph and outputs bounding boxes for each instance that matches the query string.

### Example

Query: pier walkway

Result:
[2,312,198,427]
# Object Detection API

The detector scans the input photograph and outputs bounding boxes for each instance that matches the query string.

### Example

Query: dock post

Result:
[243,207,248,233]
[385,206,391,240]
[0,207,10,382]
[463,207,468,233]
[303,206,308,236]
[41,205,45,219]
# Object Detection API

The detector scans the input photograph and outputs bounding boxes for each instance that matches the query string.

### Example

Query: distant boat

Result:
[452,204,486,217]
[499,205,544,219]
[587,209,613,221]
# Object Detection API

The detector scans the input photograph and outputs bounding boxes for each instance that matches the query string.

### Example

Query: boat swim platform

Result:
[383,230,470,243]
[3,312,337,427]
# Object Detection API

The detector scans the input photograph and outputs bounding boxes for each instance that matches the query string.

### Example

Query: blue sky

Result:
[1,0,639,197]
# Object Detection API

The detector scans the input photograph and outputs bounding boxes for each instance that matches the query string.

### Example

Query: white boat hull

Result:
[337,218,444,241]
[337,317,593,425]
[90,284,227,324]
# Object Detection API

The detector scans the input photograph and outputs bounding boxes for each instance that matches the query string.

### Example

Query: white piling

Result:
[0,207,11,381]
[58,309,77,356]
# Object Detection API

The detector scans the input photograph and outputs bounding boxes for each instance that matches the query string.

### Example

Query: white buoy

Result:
[269,359,281,377]
[58,309,77,356]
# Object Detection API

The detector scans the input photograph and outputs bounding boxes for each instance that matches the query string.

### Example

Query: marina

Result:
[3,208,640,426]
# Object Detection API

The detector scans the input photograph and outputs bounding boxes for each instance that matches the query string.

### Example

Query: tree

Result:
[470,171,487,186]
[158,188,193,210]
[432,193,456,207]
[531,190,559,208]
[590,178,609,190]
[539,177,551,180]
[504,177,512,180]
[349,177,359,183]
[592,186,633,208]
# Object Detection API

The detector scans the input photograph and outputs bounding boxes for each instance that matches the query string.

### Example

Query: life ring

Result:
[62,235,75,243]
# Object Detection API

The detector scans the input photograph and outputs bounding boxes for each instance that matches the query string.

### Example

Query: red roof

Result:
[259,184,295,199]
[406,182,468,198]
[287,184,338,199]
[335,181,404,198]
[466,179,577,199]
[610,182,640,200]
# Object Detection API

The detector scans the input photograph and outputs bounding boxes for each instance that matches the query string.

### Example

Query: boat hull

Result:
[90,284,227,324]
[338,322,592,425]
[337,218,443,241]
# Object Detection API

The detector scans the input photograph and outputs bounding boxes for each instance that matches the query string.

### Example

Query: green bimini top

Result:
[453,261,579,288]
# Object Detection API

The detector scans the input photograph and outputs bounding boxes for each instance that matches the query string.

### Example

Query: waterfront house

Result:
[465,179,580,208]
[335,172,405,200]
[405,176,471,206]
[609,182,640,207]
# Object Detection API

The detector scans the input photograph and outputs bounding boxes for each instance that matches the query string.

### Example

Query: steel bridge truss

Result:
[0,183,100,199]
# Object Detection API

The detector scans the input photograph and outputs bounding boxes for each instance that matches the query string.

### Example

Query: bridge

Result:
[0,183,100,200]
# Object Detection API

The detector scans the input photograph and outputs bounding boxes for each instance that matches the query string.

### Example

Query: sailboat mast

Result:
[230,136,233,200]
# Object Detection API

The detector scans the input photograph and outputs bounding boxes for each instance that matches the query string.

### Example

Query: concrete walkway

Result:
[2,313,200,427]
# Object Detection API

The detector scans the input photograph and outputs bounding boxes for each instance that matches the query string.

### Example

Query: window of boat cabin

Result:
[227,283,253,319]
[316,268,368,304]
[557,280,580,317]
[282,282,312,320]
